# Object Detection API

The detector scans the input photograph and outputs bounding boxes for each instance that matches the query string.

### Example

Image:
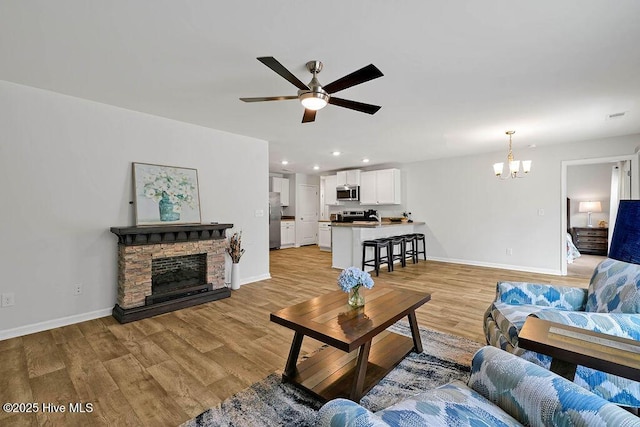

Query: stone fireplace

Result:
[110,223,233,323]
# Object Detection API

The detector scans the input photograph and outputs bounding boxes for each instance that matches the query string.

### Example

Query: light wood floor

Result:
[567,254,607,278]
[0,246,589,426]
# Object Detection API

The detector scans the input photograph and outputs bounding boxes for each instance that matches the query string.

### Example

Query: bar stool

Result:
[389,235,406,269]
[414,233,427,261]
[402,234,418,264]
[362,239,392,276]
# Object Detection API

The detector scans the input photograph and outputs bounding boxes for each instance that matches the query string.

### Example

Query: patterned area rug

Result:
[182,322,483,427]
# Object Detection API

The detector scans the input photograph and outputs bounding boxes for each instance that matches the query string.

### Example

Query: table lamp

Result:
[578,201,602,227]
[609,200,640,265]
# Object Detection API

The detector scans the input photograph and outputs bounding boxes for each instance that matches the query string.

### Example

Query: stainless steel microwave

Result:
[336,185,359,201]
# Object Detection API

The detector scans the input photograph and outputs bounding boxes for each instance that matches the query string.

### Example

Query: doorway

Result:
[297,184,319,246]
[561,154,639,276]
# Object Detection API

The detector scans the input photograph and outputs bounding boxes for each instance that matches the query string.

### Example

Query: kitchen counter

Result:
[331,221,426,270]
[331,221,425,228]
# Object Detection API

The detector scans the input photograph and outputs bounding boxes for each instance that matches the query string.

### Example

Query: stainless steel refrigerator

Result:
[269,192,281,249]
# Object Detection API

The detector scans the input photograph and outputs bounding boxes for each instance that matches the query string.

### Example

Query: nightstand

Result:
[571,227,608,256]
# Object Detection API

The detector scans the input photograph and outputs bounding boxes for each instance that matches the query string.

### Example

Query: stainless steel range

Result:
[337,209,378,222]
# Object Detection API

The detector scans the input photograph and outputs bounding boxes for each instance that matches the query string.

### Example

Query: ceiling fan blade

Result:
[322,64,383,94]
[302,109,316,123]
[328,97,381,115]
[257,57,309,91]
[240,95,298,102]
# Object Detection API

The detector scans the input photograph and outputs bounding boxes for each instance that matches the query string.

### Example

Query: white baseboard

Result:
[427,256,562,276]
[1,274,274,340]
[0,307,113,341]
[237,273,271,288]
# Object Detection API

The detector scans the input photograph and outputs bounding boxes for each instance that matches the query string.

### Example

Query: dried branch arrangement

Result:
[227,231,245,263]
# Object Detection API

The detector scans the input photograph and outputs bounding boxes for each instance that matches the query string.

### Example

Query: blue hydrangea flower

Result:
[337,267,374,292]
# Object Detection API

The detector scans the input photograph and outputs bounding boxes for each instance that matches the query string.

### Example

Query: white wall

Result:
[567,163,612,227]
[402,134,640,274]
[0,81,269,338]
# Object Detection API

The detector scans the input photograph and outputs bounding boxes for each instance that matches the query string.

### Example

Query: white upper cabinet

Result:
[359,171,377,204]
[375,169,400,204]
[359,168,401,205]
[270,176,290,206]
[324,175,338,205]
[336,170,361,186]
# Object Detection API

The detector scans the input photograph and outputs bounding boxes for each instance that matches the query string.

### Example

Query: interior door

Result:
[298,184,319,246]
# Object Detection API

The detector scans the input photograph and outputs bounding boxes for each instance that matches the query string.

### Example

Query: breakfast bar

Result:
[331,221,426,270]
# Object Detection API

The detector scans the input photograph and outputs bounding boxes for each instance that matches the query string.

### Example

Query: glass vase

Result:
[348,286,365,308]
[159,193,180,222]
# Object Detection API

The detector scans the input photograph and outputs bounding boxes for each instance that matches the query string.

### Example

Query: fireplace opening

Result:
[150,253,209,304]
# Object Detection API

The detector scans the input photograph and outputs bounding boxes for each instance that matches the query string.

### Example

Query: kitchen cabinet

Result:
[281,220,296,247]
[336,170,361,186]
[318,222,331,251]
[270,177,290,206]
[572,227,608,256]
[359,168,401,205]
[324,175,339,206]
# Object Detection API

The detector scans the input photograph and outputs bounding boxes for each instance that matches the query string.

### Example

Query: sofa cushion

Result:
[375,380,522,427]
[586,258,640,313]
[315,398,388,427]
[498,281,587,310]
[469,346,640,426]
[487,302,555,349]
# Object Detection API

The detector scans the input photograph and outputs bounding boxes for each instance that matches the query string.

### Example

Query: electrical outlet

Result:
[73,284,82,296]
[2,292,15,307]
[506,248,513,256]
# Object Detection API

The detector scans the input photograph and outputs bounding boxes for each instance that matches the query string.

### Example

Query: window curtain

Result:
[609,160,631,248]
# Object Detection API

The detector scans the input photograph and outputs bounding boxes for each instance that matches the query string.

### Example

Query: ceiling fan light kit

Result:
[299,91,329,111]
[493,131,532,179]
[240,56,383,123]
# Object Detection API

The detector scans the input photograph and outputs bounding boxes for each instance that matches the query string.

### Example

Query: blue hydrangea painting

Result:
[133,163,202,225]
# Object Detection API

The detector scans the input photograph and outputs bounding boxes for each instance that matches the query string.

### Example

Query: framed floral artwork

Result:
[132,162,202,225]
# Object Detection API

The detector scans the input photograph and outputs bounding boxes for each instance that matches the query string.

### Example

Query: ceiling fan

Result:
[240,56,383,123]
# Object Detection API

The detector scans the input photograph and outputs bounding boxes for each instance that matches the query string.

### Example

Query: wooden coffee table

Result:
[519,316,640,381]
[270,285,430,402]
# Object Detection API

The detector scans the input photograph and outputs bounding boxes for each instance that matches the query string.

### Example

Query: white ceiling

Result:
[1,1,639,174]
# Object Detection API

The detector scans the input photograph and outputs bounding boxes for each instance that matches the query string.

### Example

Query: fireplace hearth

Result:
[110,223,233,323]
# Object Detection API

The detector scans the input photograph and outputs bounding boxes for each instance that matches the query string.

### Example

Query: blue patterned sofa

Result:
[316,346,639,426]
[484,257,640,407]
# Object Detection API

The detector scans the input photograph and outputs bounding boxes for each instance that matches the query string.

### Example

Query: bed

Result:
[567,232,581,263]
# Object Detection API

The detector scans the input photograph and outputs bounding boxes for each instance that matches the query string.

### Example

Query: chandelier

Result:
[493,131,531,179]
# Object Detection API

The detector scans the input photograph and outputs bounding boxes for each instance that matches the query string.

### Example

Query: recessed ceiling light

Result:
[281,160,289,165]
[313,165,320,170]
[332,151,341,156]
[362,158,370,163]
